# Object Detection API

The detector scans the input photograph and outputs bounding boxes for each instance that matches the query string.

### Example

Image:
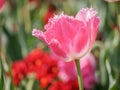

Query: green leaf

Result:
[106,59,116,90]
[0,58,5,90]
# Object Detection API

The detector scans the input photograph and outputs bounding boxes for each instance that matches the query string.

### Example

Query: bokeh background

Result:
[0,0,120,90]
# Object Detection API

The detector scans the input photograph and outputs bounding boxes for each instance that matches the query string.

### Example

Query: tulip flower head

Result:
[32,8,99,62]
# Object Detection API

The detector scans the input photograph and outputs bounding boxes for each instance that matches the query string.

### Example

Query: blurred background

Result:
[0,0,120,90]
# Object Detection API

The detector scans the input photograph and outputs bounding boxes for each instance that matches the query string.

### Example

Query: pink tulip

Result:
[32,8,99,62]
[58,54,97,90]
[0,0,4,12]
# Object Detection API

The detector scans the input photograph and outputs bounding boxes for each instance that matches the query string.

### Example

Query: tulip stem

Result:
[75,59,83,90]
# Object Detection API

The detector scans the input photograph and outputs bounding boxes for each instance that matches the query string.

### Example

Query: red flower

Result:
[39,75,54,88]
[43,4,56,24]
[11,60,27,85]
[24,49,58,88]
[48,81,64,90]
[48,81,79,90]
[24,49,44,73]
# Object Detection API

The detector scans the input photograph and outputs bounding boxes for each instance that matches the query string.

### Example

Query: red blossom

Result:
[43,4,56,24]
[11,49,96,89]
[11,49,58,87]
[48,81,79,90]
[11,60,27,85]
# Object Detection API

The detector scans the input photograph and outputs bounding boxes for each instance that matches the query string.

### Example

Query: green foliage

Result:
[0,0,120,90]
[0,58,5,90]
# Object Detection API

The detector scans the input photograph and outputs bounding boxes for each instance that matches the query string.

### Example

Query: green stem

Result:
[89,0,93,7]
[75,59,83,90]
[116,2,120,34]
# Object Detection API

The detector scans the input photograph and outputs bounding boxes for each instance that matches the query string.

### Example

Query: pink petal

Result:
[83,75,96,89]
[32,29,67,58]
[48,39,67,58]
[73,27,90,58]
[90,17,100,45]
[32,29,47,43]
[44,14,85,56]
[0,0,4,11]
[57,54,96,89]
[75,8,97,22]
[75,8,100,51]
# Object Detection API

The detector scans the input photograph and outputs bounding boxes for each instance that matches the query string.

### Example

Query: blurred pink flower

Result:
[0,0,4,12]
[105,0,120,2]
[58,54,97,90]
[32,8,99,62]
